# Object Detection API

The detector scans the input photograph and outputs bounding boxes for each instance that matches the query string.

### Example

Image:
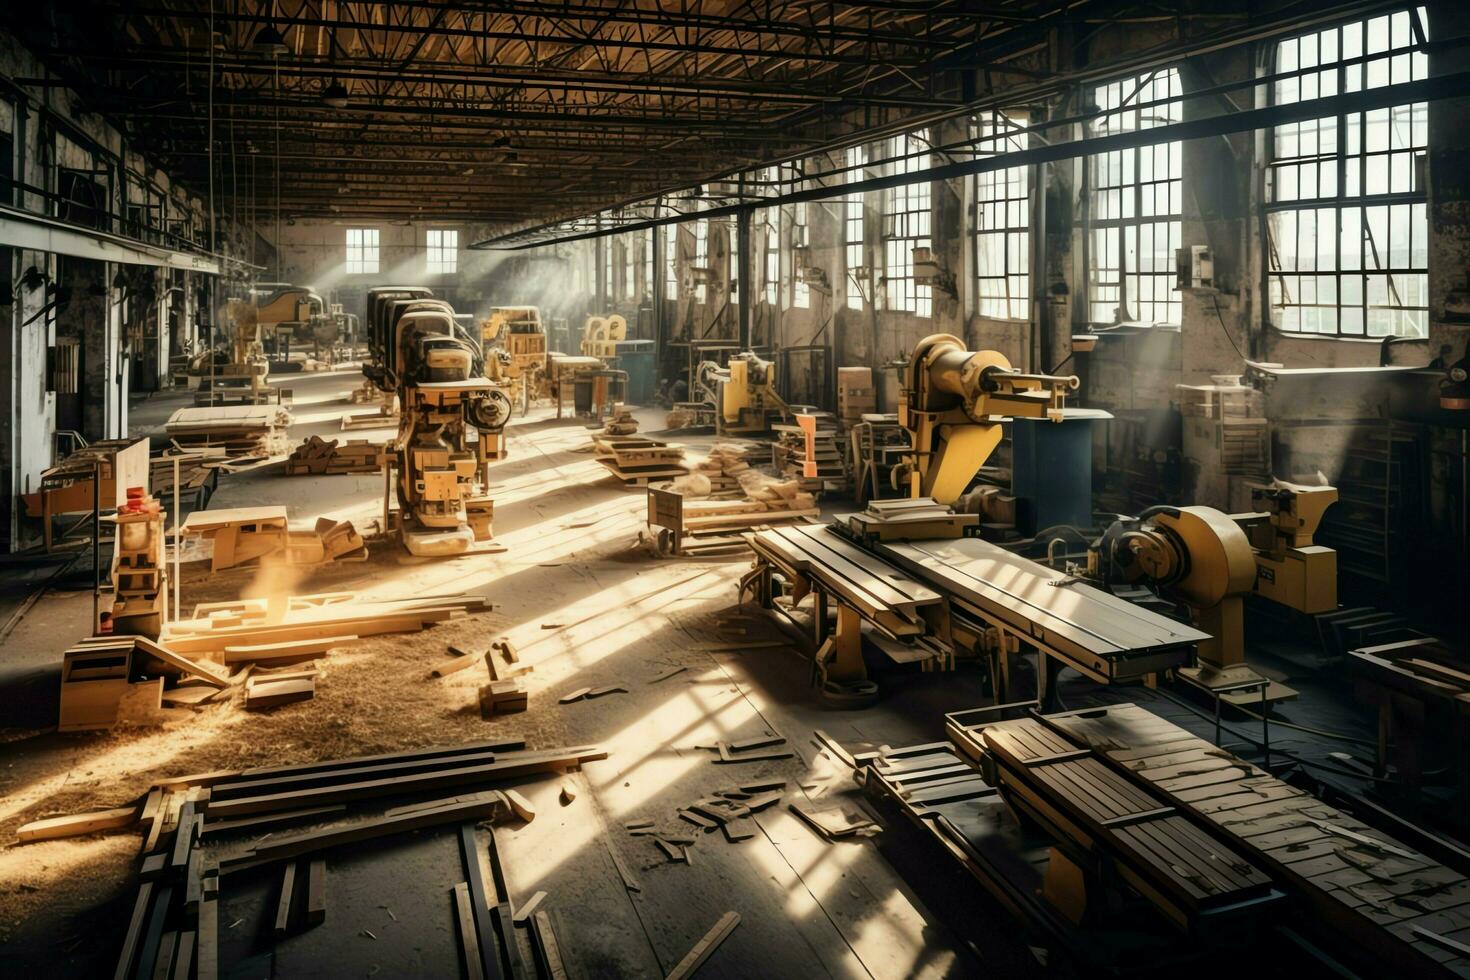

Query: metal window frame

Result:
[1265,5,1430,339]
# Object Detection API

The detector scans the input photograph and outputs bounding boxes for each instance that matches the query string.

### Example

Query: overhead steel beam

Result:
[109,7,944,66]
[0,204,220,273]
[474,70,1470,249]
[34,48,962,109]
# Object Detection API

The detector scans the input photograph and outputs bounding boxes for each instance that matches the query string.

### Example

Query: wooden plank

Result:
[206,747,605,818]
[197,886,218,980]
[459,823,504,980]
[222,636,357,664]
[531,910,568,980]
[132,637,230,687]
[512,891,547,924]
[235,738,525,782]
[664,911,740,980]
[201,804,346,838]
[113,882,155,980]
[244,676,315,710]
[454,882,487,980]
[16,803,139,843]
[221,793,508,868]
[306,859,327,926]
[170,930,195,980]
[149,929,177,980]
[274,861,297,937]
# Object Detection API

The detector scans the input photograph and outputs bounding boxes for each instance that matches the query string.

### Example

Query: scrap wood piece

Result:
[221,793,509,869]
[656,838,688,863]
[607,843,641,893]
[677,809,717,831]
[648,665,688,684]
[16,803,141,843]
[726,735,785,752]
[787,801,876,841]
[505,790,536,823]
[513,890,548,925]
[207,746,607,819]
[132,637,230,688]
[664,911,741,980]
[715,743,794,764]
[244,675,316,711]
[431,654,478,678]
[114,881,155,980]
[722,822,755,843]
[559,785,576,806]
[274,862,297,937]
[585,685,627,698]
[812,730,858,769]
[558,687,592,704]
[531,910,568,980]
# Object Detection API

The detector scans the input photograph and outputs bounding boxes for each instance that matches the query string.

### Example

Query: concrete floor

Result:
[0,368,998,978]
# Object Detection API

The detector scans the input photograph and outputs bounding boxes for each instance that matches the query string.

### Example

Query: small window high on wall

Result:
[694,219,709,303]
[426,229,457,275]
[1088,68,1182,325]
[1267,7,1428,337]
[883,131,932,317]
[665,224,678,300]
[972,111,1030,320]
[347,228,380,275]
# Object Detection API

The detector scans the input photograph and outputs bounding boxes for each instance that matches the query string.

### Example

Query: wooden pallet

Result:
[1038,703,1470,979]
[981,716,1276,933]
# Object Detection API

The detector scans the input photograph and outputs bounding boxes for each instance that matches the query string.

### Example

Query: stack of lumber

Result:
[285,436,385,475]
[846,497,980,542]
[677,480,818,535]
[341,405,399,430]
[601,404,639,436]
[165,404,293,458]
[162,591,493,661]
[150,450,218,499]
[593,435,688,486]
[681,441,761,495]
[19,737,601,980]
[773,414,846,493]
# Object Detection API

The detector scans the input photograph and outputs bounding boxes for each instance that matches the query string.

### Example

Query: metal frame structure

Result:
[9,1,1437,234]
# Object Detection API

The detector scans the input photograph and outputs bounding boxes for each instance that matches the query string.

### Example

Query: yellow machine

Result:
[1236,481,1339,614]
[709,351,789,435]
[898,334,1079,504]
[1094,505,1298,704]
[579,314,627,360]
[368,299,512,557]
[481,305,546,412]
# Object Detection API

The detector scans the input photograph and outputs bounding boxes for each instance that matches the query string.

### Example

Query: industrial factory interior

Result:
[4,1,1470,978]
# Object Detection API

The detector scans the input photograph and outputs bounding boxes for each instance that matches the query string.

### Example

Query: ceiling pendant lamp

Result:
[252,23,288,56]
[323,79,350,109]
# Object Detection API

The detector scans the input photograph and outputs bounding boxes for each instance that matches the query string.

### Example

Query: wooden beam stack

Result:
[165,405,293,459]
[593,435,688,486]
[285,436,386,476]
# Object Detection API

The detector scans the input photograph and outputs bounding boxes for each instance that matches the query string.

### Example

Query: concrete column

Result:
[1428,1,1470,366]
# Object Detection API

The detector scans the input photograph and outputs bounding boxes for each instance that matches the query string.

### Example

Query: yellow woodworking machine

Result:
[1092,505,1297,703]
[1233,481,1339,615]
[712,352,790,435]
[898,334,1078,504]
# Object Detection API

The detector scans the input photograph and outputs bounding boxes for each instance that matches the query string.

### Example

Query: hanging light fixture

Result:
[322,79,350,109]
[252,23,288,56]
[252,1,288,56]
